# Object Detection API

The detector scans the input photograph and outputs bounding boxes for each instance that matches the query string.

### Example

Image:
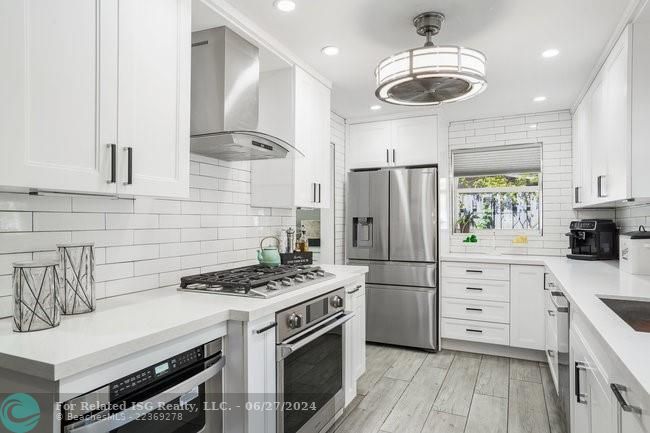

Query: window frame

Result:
[451,145,544,235]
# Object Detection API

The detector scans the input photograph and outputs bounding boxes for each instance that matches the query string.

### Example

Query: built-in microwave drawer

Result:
[441,261,510,281]
[441,298,510,324]
[441,277,510,302]
[441,318,510,345]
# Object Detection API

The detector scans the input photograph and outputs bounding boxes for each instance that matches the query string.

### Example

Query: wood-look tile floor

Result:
[330,344,567,433]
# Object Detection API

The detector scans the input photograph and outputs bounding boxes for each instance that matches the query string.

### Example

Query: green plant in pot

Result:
[457,208,478,234]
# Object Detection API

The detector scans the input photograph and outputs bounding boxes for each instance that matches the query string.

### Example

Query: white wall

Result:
[332,112,346,264]
[0,155,295,318]
[616,203,650,232]
[447,110,614,256]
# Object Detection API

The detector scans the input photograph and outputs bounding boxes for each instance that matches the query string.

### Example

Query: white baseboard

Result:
[442,338,547,363]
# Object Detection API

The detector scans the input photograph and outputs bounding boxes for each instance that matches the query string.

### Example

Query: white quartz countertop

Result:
[443,253,650,396]
[0,265,367,381]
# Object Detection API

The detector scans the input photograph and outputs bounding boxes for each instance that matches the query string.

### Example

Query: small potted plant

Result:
[457,208,478,234]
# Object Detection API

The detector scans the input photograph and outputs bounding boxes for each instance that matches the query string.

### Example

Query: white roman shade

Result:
[452,143,542,177]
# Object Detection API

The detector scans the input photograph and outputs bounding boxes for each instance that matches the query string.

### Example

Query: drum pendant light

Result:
[375,12,487,106]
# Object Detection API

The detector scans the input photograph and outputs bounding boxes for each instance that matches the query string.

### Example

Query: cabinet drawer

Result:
[441,277,510,302]
[441,298,510,324]
[441,318,510,345]
[442,261,510,281]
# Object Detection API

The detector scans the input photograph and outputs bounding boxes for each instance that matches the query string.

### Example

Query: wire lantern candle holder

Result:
[57,243,96,315]
[12,261,61,332]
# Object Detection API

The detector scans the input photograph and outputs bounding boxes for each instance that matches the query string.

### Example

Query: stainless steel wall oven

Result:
[276,288,354,433]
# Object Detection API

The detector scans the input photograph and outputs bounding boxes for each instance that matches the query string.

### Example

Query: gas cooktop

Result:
[178,264,335,298]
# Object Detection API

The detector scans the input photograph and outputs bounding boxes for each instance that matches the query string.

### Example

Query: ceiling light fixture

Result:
[542,48,560,58]
[370,105,382,111]
[375,12,487,106]
[533,96,547,102]
[321,46,339,56]
[273,0,296,12]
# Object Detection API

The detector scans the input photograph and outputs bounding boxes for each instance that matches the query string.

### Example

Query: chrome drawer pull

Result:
[466,287,483,291]
[466,269,483,274]
[255,322,277,334]
[466,328,483,333]
[610,383,641,413]
[465,307,483,312]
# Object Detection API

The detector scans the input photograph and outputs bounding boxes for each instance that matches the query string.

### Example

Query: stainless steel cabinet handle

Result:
[107,144,117,184]
[610,383,641,413]
[465,307,483,312]
[466,287,483,291]
[575,361,588,404]
[465,328,483,333]
[312,183,318,203]
[255,322,277,334]
[392,149,396,164]
[346,288,360,295]
[575,186,581,204]
[317,183,321,203]
[386,149,390,164]
[65,357,225,433]
[466,269,483,274]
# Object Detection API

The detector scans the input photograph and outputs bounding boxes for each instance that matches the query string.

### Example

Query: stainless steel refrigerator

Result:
[347,167,438,351]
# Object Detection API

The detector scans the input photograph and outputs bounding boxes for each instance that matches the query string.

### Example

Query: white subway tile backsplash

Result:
[0,212,32,232]
[96,262,134,282]
[106,214,158,230]
[201,239,234,253]
[72,197,134,213]
[160,242,201,258]
[105,275,159,298]
[0,275,12,297]
[134,198,181,215]
[0,296,11,318]
[134,257,181,277]
[159,214,201,229]
[0,232,71,254]
[71,230,133,247]
[34,212,105,231]
[105,245,159,263]
[133,229,181,245]
[0,253,32,275]
[0,193,72,212]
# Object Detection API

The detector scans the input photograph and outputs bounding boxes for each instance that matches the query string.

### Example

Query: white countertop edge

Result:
[0,265,367,381]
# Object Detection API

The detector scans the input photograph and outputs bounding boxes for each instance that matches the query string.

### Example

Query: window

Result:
[452,144,542,233]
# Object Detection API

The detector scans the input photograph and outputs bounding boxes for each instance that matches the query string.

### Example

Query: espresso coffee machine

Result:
[566,219,618,260]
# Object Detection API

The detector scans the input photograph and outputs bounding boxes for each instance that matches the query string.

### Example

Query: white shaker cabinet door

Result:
[510,265,545,350]
[0,0,118,194]
[391,116,438,166]
[348,122,392,169]
[117,0,190,198]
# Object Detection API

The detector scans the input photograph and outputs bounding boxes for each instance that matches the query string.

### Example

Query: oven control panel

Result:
[110,346,205,399]
[276,287,345,342]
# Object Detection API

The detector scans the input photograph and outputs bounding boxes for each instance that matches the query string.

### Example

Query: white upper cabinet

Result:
[252,66,332,209]
[0,0,190,198]
[573,22,650,207]
[117,0,190,198]
[347,115,438,170]
[0,0,117,194]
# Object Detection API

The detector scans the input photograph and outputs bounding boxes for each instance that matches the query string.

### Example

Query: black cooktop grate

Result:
[180,264,321,292]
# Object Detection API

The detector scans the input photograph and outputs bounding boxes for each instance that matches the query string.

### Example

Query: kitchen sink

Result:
[599,297,650,333]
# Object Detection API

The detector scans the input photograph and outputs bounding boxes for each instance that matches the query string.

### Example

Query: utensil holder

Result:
[12,261,61,332]
[58,243,96,315]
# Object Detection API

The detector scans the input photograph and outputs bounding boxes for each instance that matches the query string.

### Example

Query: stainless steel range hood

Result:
[190,27,299,161]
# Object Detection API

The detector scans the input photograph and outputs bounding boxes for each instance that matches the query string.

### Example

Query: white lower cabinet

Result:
[344,279,366,406]
[510,265,545,350]
[571,312,650,433]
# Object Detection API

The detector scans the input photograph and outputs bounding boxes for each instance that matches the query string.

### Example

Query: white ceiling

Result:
[212,0,633,122]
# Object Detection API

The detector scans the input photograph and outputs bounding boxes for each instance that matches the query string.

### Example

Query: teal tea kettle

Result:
[257,236,281,268]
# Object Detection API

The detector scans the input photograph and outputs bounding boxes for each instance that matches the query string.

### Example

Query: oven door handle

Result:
[277,312,355,360]
[64,356,225,433]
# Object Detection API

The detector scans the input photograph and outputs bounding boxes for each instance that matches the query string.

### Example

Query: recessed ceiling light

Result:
[542,48,560,58]
[273,0,295,12]
[529,124,538,129]
[321,46,339,56]
[533,96,547,102]
[370,105,382,111]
